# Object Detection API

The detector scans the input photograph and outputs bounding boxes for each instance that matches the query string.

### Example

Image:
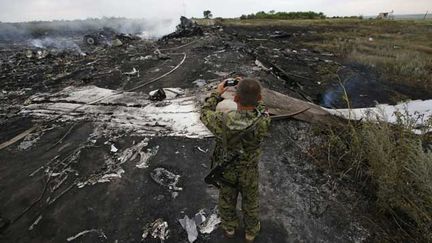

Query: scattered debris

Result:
[198,210,221,234]
[97,168,125,183]
[142,218,169,242]
[77,156,125,188]
[161,16,203,40]
[0,126,37,150]
[17,129,42,151]
[124,67,139,76]
[28,215,42,231]
[178,207,221,242]
[179,215,198,243]
[150,167,183,191]
[118,139,150,164]
[154,49,170,60]
[83,27,138,46]
[136,145,159,169]
[269,30,290,39]
[149,88,167,101]
[196,146,208,153]
[110,144,118,153]
[66,229,107,242]
[254,59,270,71]
[192,79,207,87]
[111,39,123,47]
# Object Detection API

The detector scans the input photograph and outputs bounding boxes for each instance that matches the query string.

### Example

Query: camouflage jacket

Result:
[200,92,271,167]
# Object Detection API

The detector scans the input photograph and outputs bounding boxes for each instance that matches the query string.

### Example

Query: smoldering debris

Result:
[161,16,203,40]
[150,167,183,191]
[29,37,86,56]
[142,218,169,242]
[66,229,107,242]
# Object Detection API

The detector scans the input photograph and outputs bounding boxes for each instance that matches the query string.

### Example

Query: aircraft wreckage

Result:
[1,17,431,243]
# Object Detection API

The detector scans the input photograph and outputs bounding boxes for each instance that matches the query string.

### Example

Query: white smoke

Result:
[29,37,85,56]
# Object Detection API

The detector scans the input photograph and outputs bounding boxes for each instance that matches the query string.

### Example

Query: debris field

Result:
[0,19,423,242]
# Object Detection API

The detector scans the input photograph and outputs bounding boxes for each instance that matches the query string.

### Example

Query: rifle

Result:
[204,112,263,188]
[204,162,237,188]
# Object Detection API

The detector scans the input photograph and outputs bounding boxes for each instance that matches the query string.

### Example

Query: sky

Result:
[0,0,431,22]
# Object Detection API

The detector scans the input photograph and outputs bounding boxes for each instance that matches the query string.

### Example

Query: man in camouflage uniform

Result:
[200,78,270,242]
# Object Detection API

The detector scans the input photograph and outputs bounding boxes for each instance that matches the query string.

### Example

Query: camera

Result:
[224,78,239,87]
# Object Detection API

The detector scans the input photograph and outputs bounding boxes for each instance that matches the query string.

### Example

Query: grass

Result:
[318,105,432,241]
[304,20,432,89]
[214,18,432,90]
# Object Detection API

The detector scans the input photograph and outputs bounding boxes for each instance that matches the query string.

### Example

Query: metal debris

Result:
[66,229,107,242]
[196,146,208,153]
[149,88,167,101]
[142,218,169,242]
[112,39,123,47]
[254,59,270,71]
[198,210,221,234]
[118,139,149,164]
[192,79,207,87]
[178,207,221,241]
[77,156,125,188]
[97,168,125,183]
[124,67,139,76]
[178,215,198,243]
[110,144,118,153]
[150,167,183,191]
[136,145,159,169]
[28,215,42,231]
[17,130,42,151]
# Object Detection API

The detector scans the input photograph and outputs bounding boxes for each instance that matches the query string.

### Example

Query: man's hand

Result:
[216,80,227,94]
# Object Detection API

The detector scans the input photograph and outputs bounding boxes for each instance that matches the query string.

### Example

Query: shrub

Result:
[321,111,432,240]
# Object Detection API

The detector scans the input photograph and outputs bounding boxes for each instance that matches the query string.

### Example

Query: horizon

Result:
[0,12,430,24]
[0,0,430,23]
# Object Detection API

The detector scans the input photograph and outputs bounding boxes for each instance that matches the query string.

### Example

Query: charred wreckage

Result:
[1,17,431,243]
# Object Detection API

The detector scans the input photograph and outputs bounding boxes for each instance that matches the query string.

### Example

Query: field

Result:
[0,17,431,242]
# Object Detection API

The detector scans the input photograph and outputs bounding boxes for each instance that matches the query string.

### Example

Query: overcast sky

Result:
[0,0,431,22]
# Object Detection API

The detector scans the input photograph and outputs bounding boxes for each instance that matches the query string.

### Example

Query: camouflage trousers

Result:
[218,165,260,236]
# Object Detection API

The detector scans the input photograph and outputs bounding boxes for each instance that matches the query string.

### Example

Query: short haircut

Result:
[236,78,262,107]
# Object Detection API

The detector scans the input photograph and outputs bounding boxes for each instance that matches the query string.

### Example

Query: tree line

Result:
[240,11,326,20]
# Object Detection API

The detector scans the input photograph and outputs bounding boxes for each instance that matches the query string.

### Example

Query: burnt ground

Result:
[0,22,425,242]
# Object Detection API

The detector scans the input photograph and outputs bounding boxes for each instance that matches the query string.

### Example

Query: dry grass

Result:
[215,18,432,89]
[320,112,432,240]
[306,20,432,89]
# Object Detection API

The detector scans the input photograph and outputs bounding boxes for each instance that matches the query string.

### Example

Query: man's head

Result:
[234,78,262,107]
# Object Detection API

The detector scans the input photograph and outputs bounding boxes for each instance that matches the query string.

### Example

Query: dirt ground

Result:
[0,20,427,242]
